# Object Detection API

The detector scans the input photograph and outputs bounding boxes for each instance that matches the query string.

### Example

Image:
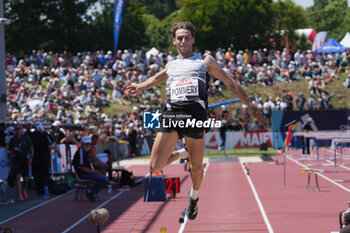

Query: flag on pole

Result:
[280,124,297,157]
[114,0,126,54]
[295,29,317,44]
[312,31,327,51]
[307,29,317,44]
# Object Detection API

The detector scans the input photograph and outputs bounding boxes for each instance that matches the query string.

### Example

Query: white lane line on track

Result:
[127,203,158,233]
[0,165,133,225]
[240,162,274,233]
[178,163,210,233]
[61,175,145,233]
[0,189,75,225]
[287,155,350,193]
[61,189,126,233]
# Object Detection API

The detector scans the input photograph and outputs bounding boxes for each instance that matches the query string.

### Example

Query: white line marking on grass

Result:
[178,163,210,233]
[240,162,274,233]
[0,189,75,225]
[61,190,126,233]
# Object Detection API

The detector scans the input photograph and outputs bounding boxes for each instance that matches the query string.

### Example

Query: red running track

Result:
[1,155,349,233]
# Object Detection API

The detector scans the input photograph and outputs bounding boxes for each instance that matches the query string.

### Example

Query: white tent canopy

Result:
[146,47,159,59]
[295,28,314,37]
[340,32,350,48]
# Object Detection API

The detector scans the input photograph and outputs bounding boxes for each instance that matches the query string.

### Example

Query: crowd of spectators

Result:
[5,49,164,146]
[4,47,349,143]
[208,47,346,128]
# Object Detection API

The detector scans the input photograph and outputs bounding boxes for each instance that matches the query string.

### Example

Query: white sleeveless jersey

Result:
[165,53,208,110]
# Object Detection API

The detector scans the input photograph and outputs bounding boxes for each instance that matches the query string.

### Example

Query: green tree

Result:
[306,0,347,40]
[140,0,179,19]
[313,0,330,8]
[89,0,115,51]
[41,0,97,51]
[89,0,148,51]
[272,0,308,50]
[294,34,311,52]
[4,0,97,53]
[338,8,350,41]
[118,0,148,50]
[143,10,180,51]
[178,0,274,51]
[4,0,48,52]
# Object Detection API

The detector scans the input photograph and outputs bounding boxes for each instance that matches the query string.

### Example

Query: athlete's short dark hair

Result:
[171,21,196,38]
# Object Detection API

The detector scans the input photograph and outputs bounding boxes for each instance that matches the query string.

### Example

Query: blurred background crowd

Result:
[4,46,347,143]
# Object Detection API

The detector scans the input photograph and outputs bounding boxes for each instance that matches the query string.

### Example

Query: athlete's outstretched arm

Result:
[126,62,172,97]
[205,55,264,125]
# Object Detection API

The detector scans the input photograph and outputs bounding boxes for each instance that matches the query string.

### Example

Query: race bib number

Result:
[170,78,199,101]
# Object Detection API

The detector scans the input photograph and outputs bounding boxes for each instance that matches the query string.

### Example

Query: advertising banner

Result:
[272,109,350,147]
[113,0,126,53]
[0,148,9,179]
[205,130,273,150]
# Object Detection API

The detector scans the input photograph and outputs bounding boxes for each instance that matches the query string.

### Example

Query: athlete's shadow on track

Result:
[99,174,190,233]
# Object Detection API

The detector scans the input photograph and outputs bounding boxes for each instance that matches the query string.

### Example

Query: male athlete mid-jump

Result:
[127,21,264,220]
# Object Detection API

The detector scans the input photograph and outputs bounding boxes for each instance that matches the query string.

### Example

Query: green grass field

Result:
[103,73,350,117]
[204,147,279,157]
[40,73,349,121]
[132,147,279,160]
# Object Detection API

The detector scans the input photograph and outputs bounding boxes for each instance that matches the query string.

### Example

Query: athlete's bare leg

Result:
[185,133,205,190]
[15,175,22,195]
[149,131,179,173]
[164,148,188,166]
